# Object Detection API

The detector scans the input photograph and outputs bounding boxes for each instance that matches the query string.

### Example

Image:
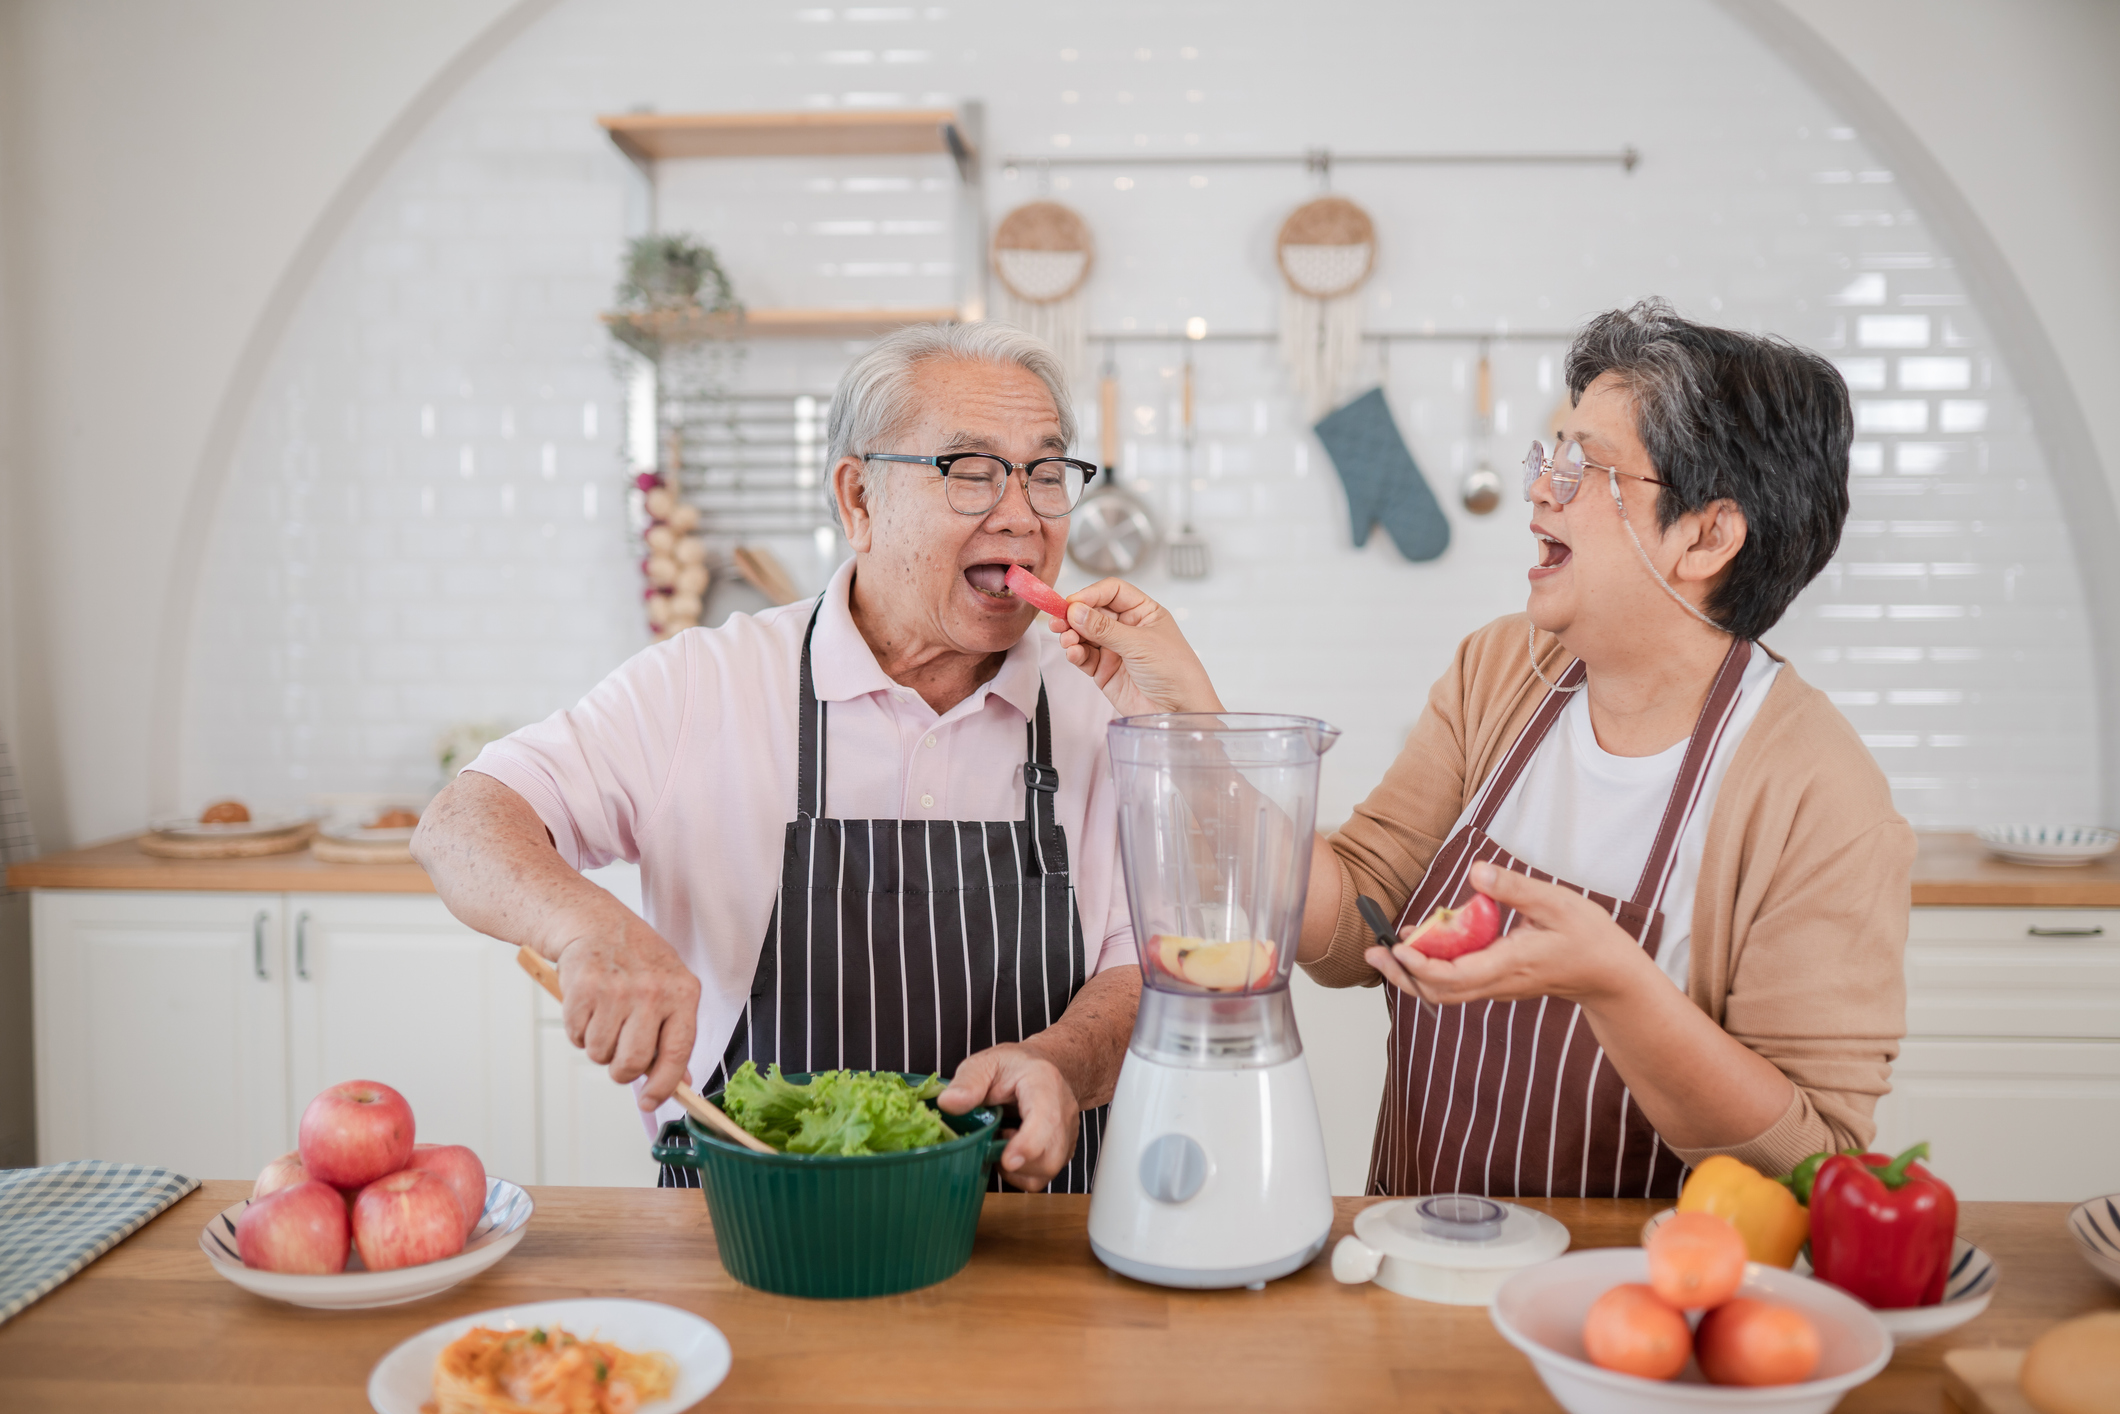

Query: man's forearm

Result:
[1019,964,1141,1109]
[411,772,633,960]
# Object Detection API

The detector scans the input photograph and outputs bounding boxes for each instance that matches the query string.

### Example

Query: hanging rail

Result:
[1090,329,1578,345]
[1001,146,1638,176]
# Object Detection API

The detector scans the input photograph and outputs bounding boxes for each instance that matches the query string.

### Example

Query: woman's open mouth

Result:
[1530,534,1572,578]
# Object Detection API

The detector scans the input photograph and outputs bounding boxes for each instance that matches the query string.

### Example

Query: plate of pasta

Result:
[367,1298,731,1414]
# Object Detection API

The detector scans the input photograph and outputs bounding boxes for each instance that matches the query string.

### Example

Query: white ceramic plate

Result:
[151,810,314,838]
[367,1298,731,1414]
[317,820,418,844]
[199,1176,532,1309]
[1975,824,2120,867]
[1491,1247,1890,1414]
[1639,1208,1997,1343]
[2066,1192,2120,1290]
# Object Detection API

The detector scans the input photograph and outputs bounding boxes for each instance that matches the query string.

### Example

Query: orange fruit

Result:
[1581,1283,1692,1382]
[1647,1211,1748,1310]
[1695,1297,1822,1387]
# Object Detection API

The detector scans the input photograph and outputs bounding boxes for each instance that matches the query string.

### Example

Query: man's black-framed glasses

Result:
[863,452,1099,519]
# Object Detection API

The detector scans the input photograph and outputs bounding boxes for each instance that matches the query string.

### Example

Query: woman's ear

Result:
[1676,498,1747,586]
[831,456,875,553]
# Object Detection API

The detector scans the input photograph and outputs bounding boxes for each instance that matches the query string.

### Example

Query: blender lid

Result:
[1352,1195,1571,1271]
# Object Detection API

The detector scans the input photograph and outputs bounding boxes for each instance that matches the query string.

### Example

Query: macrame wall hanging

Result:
[1276,195,1376,418]
[992,201,1093,380]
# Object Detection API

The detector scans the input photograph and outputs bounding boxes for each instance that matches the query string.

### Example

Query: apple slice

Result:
[1003,564,1071,620]
[1403,893,1502,959]
[1152,933,1192,979]
[1176,938,1277,991]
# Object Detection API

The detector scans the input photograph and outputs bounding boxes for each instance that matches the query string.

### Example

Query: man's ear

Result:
[831,456,875,553]
[1675,498,1747,586]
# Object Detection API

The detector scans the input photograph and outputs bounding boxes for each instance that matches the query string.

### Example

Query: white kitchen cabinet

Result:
[1870,906,2120,1201]
[285,895,538,1185]
[1871,1039,2120,1201]
[536,1024,664,1187]
[33,892,291,1180]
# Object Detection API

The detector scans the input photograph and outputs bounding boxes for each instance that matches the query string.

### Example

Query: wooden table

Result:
[0,1187,2112,1412]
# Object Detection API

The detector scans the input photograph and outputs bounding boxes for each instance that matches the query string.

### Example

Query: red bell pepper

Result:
[1807,1141,1957,1308]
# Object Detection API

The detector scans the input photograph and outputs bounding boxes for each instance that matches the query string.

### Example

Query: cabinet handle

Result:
[295,911,313,980]
[2027,925,2103,937]
[252,910,270,979]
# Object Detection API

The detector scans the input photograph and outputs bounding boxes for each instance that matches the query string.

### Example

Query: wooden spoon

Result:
[514,947,776,1155]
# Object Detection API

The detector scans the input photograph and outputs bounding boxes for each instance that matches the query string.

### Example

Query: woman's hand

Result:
[1365,861,1657,1008]
[1049,578,1224,716]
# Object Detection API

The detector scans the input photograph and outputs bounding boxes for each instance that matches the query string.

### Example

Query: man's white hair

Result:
[825,321,1078,524]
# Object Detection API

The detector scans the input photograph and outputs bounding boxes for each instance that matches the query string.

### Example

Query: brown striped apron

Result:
[1367,637,1752,1200]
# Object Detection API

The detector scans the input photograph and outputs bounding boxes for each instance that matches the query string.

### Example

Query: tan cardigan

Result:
[1311,614,1915,1177]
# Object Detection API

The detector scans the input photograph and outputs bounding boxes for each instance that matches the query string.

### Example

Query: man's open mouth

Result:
[964,563,1015,596]
[1536,534,1573,569]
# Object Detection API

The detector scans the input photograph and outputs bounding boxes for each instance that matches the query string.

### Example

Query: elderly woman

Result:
[1057,300,1912,1196]
[413,323,1140,1193]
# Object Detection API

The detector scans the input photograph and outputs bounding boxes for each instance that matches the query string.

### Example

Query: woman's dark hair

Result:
[1565,298,1852,641]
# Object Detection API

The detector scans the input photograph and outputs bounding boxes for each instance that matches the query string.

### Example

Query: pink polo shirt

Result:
[467,558,1137,1121]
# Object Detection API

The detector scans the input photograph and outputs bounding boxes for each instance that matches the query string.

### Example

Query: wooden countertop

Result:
[3,835,433,894]
[1910,832,2120,908]
[10,832,2119,907]
[0,1186,2110,1412]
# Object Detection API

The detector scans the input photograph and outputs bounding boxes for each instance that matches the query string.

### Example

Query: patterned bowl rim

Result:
[2067,1193,2120,1268]
[198,1175,532,1283]
[1974,824,2120,848]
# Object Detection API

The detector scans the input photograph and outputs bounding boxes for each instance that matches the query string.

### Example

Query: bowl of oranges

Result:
[1488,1213,1890,1414]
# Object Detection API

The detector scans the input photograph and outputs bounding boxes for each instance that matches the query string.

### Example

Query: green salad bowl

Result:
[650,1072,1005,1299]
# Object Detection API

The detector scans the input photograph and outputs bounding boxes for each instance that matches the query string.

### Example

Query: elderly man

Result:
[413,323,1140,1193]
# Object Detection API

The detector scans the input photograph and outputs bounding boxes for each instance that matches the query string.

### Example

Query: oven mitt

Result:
[1313,387,1450,562]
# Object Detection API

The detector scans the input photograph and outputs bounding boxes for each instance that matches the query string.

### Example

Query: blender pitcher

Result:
[1090,714,1339,1289]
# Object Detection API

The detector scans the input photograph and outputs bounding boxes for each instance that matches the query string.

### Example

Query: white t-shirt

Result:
[1465,649,1781,989]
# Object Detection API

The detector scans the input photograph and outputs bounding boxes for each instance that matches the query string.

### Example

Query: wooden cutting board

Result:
[1944,1349,2034,1414]
[137,822,316,858]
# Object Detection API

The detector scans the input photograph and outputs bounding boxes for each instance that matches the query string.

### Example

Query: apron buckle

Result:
[1024,762,1060,793]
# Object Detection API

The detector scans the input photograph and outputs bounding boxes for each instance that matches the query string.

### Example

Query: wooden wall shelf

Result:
[599,109,967,164]
[603,306,958,345]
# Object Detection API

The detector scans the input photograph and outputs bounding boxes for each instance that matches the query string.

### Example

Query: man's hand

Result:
[1364,860,1657,1009]
[1047,578,1224,716]
[551,916,701,1111]
[936,1042,1081,1192]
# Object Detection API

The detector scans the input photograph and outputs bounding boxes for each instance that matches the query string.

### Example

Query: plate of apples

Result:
[198,1079,532,1309]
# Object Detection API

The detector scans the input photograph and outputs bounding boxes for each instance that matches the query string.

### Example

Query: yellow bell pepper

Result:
[1677,1155,1809,1268]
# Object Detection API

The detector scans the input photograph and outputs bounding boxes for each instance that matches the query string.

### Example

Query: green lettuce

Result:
[719,1062,952,1155]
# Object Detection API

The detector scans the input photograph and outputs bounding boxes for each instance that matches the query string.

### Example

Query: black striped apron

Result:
[1368,637,1752,1200]
[659,600,1107,1193]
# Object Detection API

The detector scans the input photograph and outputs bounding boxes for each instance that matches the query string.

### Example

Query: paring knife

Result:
[1357,896,1402,950]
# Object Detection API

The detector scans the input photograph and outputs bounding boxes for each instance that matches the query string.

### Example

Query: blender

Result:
[1089,713,1339,1288]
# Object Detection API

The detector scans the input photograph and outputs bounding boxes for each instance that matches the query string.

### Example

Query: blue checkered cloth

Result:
[0,1160,199,1324]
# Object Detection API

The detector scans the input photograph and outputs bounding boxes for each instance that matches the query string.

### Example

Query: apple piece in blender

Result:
[1177,939,1277,991]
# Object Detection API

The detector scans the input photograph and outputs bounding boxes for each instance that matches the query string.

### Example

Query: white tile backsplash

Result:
[182,0,2098,835]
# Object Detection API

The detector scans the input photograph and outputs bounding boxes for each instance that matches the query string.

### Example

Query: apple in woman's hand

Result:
[237,1179,351,1273]
[1403,893,1503,960]
[406,1143,487,1237]
[353,1169,467,1271]
[298,1080,415,1189]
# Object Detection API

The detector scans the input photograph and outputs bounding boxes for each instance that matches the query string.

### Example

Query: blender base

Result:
[1090,1231,1331,1291]
[1087,1045,1334,1290]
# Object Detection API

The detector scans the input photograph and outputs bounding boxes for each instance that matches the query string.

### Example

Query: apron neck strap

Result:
[1466,649,1586,835]
[796,596,828,818]
[1628,636,1752,909]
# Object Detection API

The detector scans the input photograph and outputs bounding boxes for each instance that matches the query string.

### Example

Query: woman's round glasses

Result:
[863,452,1098,518]
[1523,440,1670,505]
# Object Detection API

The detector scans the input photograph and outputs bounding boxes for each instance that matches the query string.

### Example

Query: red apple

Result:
[298,1080,415,1189]
[352,1169,466,1271]
[1403,893,1503,959]
[252,1150,312,1201]
[236,1179,351,1273]
[406,1143,487,1237]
